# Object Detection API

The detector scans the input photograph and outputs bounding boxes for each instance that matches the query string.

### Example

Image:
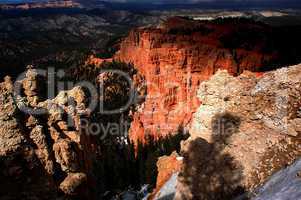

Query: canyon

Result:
[115,16,301,144]
[0,15,301,200]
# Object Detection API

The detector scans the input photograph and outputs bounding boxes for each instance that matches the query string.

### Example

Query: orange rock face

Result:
[151,152,182,199]
[115,17,277,143]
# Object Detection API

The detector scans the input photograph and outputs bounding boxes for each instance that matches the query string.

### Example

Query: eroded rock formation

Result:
[115,17,290,143]
[0,69,95,199]
[175,64,301,200]
[1,16,301,200]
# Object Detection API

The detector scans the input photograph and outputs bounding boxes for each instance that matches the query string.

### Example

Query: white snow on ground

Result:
[252,158,301,200]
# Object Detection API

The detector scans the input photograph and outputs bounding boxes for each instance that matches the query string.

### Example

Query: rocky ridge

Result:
[0,69,95,199]
[174,64,301,199]
[0,1,81,10]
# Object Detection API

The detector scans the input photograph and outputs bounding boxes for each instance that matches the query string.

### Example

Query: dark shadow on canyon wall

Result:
[178,112,245,200]
[135,126,189,187]
[0,151,59,200]
[92,126,189,198]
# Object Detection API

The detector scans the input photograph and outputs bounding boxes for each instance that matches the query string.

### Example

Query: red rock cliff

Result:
[115,17,280,143]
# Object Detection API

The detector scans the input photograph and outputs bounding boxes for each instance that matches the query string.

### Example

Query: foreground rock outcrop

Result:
[115,17,298,143]
[0,69,95,199]
[175,64,301,199]
[154,158,301,200]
